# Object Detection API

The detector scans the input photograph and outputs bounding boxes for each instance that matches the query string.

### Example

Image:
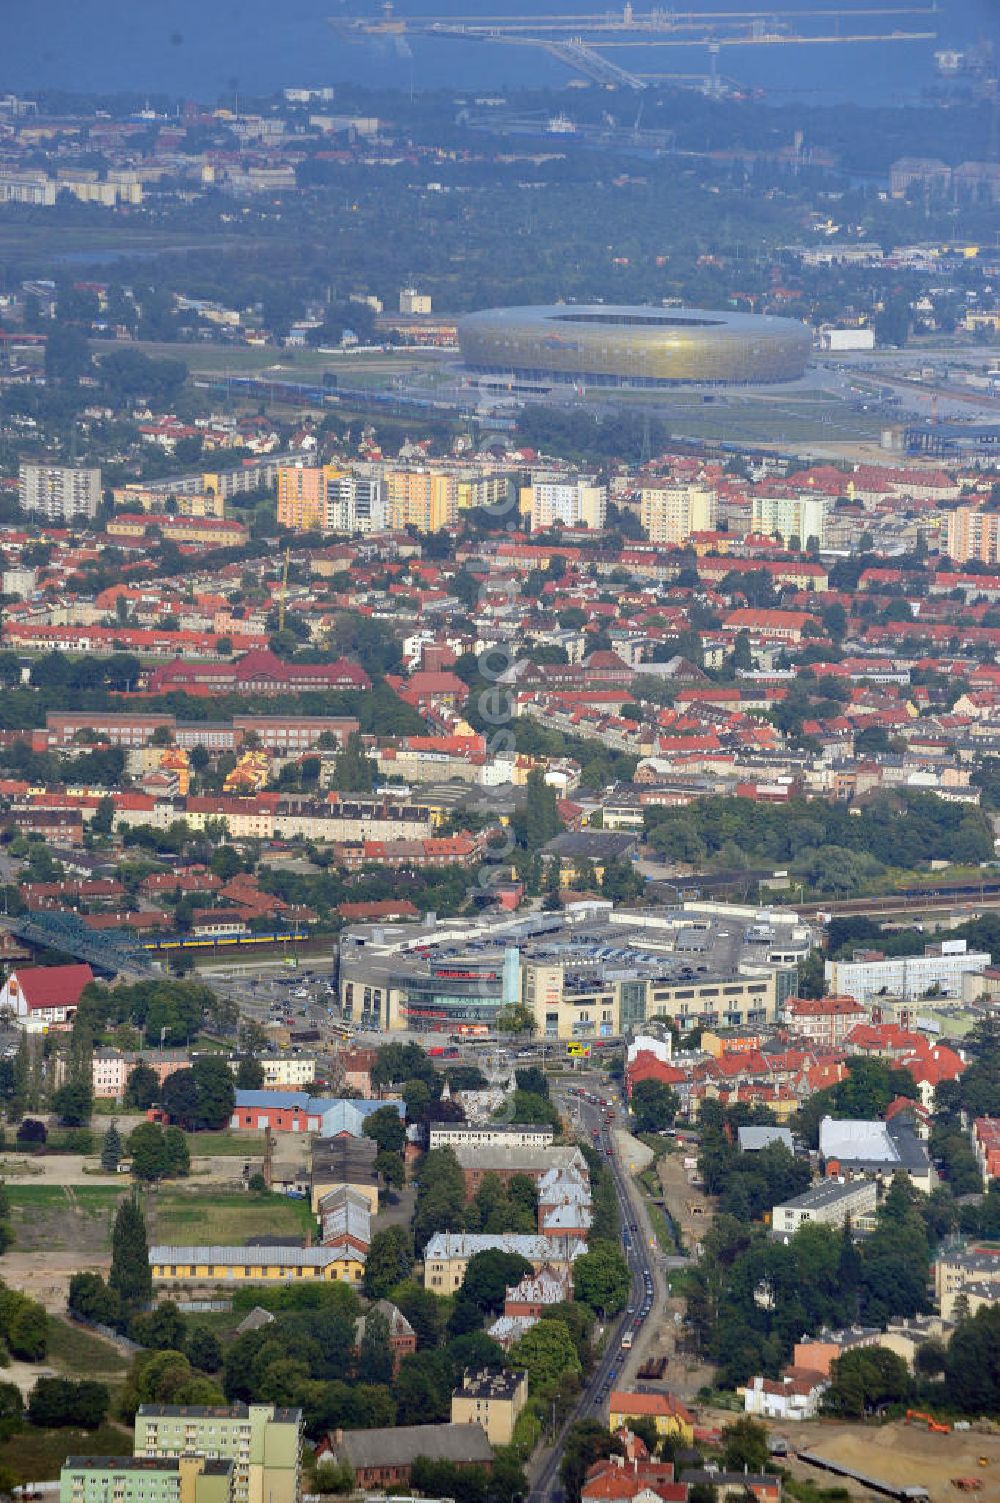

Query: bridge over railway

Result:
[0,911,155,980]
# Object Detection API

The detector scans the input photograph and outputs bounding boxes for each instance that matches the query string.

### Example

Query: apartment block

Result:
[934,1246,1000,1320]
[384,468,458,531]
[276,465,324,531]
[639,482,716,545]
[324,470,386,533]
[19,463,101,521]
[825,939,990,1004]
[521,473,606,531]
[428,1123,554,1151]
[451,1368,528,1446]
[134,1403,301,1503]
[750,493,829,549]
[947,506,1000,565]
[423,1233,586,1293]
[61,1457,233,1503]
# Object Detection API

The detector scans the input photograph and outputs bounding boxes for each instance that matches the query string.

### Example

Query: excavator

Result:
[906,1409,951,1433]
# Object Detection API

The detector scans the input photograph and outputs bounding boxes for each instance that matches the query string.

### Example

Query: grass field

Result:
[7,1186,124,1211]
[185,1131,265,1158]
[5,1182,311,1261]
[119,338,448,386]
[0,1422,133,1482]
[148,1188,314,1245]
[45,1317,130,1382]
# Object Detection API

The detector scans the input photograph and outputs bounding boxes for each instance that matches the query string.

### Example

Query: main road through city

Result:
[528,1079,666,1503]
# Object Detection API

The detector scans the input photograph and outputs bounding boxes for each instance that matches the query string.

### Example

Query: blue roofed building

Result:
[230,1090,404,1137]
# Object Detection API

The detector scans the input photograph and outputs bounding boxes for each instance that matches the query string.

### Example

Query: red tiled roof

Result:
[609,1392,694,1422]
[11,964,94,1011]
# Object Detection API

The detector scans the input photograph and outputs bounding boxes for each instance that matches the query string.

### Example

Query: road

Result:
[528,1081,666,1503]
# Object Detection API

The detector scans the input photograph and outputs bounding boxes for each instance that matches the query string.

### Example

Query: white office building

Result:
[826,939,991,1004]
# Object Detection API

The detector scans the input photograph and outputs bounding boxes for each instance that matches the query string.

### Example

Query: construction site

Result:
[780,1417,1000,1501]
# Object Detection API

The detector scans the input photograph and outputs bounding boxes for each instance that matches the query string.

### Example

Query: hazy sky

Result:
[1,0,996,101]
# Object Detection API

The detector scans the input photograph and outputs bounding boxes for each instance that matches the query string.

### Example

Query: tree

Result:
[190,1055,236,1128]
[413,1147,467,1250]
[188,1326,222,1372]
[0,1382,21,1421]
[522,768,562,849]
[496,1004,536,1037]
[396,1281,447,1349]
[508,1089,561,1132]
[731,630,753,671]
[124,1062,160,1111]
[162,1057,235,1130]
[69,1272,121,1328]
[572,1243,631,1317]
[45,323,92,386]
[314,1461,355,1494]
[332,733,375,793]
[51,1082,91,1130]
[357,1307,393,1384]
[823,1345,911,1418]
[402,1078,431,1120]
[27,1377,109,1428]
[131,1301,187,1352]
[363,1105,406,1154]
[109,1195,152,1308]
[8,1300,48,1360]
[374,1150,405,1191]
[514,1066,549,1100]
[364,1225,414,1299]
[560,1420,620,1503]
[16,1118,46,1147]
[129,1122,170,1182]
[236,1056,265,1090]
[101,1120,123,1172]
[631,1079,679,1134]
[395,1348,452,1424]
[943,1305,1000,1415]
[462,1250,534,1314]
[721,1416,770,1474]
[92,796,115,835]
[163,1125,191,1177]
[509,1316,581,1397]
[210,845,243,880]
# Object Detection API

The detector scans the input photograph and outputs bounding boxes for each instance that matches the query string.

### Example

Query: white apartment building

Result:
[19,464,101,521]
[325,472,386,533]
[825,939,991,1004]
[771,1176,877,1239]
[750,493,829,549]
[428,1123,555,1150]
[521,473,606,531]
[639,482,716,545]
[227,1054,317,1088]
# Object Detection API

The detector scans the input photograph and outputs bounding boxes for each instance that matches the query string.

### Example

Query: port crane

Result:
[334,2,938,88]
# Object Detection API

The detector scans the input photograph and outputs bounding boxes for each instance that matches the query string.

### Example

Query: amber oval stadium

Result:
[457,303,812,388]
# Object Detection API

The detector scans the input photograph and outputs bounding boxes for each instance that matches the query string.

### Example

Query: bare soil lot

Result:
[781,1416,1000,1500]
